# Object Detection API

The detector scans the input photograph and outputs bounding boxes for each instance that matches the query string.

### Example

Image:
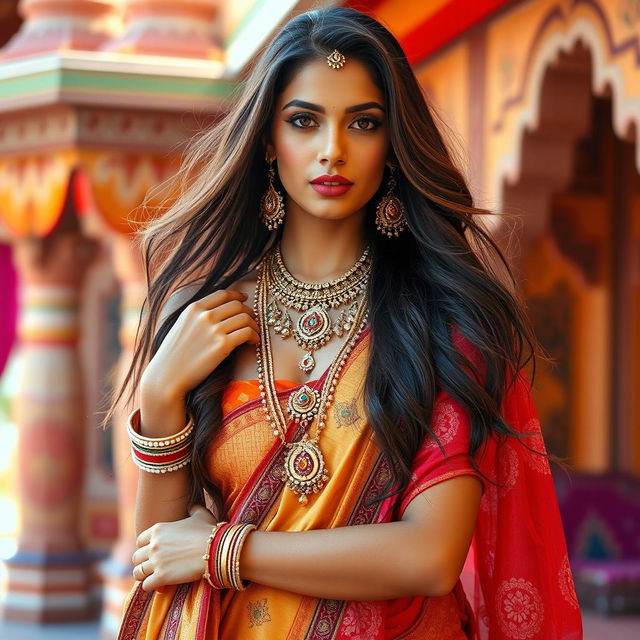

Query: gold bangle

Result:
[127,407,194,448]
[203,521,227,588]
[213,523,256,590]
[231,523,256,590]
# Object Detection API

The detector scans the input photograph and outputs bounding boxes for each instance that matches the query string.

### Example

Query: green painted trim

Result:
[0,67,237,103]
[0,69,62,98]
[61,70,235,98]
[225,0,272,48]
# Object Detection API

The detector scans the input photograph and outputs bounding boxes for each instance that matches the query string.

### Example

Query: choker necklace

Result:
[264,244,371,373]
[254,253,369,505]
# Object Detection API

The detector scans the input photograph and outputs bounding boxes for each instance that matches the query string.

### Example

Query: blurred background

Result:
[0,0,638,638]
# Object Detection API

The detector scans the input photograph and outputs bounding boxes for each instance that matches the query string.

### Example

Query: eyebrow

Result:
[282,99,386,113]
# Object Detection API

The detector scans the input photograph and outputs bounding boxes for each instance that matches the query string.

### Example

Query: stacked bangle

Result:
[202,521,257,590]
[203,521,227,588]
[127,407,194,473]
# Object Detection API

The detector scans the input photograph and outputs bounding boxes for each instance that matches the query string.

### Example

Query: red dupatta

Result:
[387,330,583,639]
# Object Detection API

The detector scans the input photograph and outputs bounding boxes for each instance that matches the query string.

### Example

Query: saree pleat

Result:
[117,325,582,639]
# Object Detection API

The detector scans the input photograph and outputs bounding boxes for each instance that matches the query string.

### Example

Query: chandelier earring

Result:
[260,156,286,230]
[375,164,407,237]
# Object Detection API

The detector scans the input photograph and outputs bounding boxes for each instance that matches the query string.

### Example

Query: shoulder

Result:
[226,267,259,308]
[158,268,259,325]
[159,282,204,325]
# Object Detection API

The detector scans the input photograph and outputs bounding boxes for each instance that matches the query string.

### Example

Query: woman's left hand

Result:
[132,505,217,592]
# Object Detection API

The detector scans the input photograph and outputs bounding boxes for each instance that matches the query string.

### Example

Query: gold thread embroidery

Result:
[333,398,361,428]
[247,597,272,628]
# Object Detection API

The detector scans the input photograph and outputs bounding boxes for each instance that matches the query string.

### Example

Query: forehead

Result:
[277,58,384,107]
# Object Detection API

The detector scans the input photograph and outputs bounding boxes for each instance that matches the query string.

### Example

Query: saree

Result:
[117,326,583,639]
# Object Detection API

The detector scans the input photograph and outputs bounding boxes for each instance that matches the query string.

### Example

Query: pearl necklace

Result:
[254,255,369,505]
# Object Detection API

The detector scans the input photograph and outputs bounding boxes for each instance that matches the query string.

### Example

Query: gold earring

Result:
[375,165,407,237]
[260,157,285,230]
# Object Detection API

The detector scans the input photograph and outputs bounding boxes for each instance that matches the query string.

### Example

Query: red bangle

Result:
[206,522,256,590]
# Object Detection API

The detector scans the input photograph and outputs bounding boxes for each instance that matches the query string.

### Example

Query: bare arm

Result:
[133,465,481,597]
[239,474,483,600]
[133,284,260,537]
[134,286,198,537]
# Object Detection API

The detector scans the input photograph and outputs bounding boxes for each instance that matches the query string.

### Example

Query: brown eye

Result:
[287,113,317,129]
[351,116,381,131]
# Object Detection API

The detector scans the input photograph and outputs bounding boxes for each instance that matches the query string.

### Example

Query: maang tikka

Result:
[326,49,346,69]
[375,164,407,237]
[260,156,286,230]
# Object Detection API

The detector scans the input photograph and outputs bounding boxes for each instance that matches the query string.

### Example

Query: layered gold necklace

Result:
[265,244,371,373]
[254,245,370,504]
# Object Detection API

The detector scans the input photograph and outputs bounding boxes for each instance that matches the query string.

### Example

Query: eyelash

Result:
[285,112,382,131]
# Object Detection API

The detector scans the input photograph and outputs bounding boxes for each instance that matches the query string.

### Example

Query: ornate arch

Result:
[485,0,640,213]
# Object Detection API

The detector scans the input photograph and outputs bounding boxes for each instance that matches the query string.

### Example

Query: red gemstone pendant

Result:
[284,439,329,505]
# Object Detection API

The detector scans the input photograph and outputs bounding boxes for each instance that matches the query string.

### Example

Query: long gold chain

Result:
[254,254,369,505]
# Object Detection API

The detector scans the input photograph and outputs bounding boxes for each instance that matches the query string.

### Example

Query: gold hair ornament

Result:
[326,49,346,69]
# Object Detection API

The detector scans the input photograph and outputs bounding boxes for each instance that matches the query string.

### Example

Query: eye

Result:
[351,116,382,131]
[286,113,318,129]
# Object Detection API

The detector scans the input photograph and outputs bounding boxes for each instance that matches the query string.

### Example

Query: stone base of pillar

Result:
[99,557,135,640]
[1,550,95,623]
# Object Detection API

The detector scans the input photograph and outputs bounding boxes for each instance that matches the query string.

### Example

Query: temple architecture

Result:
[0,0,637,635]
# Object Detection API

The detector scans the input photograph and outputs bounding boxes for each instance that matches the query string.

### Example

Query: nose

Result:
[317,123,345,166]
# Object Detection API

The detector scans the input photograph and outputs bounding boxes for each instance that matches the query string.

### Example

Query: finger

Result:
[142,574,160,592]
[132,546,149,566]
[194,289,247,311]
[216,312,259,338]
[142,560,153,578]
[133,562,148,582]
[136,528,152,549]
[207,300,256,324]
[227,325,260,347]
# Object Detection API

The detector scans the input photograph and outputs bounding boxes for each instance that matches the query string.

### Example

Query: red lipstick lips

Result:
[310,173,353,196]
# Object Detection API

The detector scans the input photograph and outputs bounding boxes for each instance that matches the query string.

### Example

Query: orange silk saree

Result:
[117,326,582,639]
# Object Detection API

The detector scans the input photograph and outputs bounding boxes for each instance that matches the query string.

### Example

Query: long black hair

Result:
[103,7,541,515]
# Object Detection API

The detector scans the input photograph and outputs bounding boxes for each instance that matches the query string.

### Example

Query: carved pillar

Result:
[2,230,99,622]
[104,0,222,60]
[1,0,122,58]
[100,233,145,638]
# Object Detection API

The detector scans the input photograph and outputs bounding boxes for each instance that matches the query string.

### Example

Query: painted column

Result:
[2,0,122,58]
[2,230,99,622]
[100,233,145,639]
[104,0,223,60]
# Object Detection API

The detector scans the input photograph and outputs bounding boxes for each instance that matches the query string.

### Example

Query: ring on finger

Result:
[135,560,149,580]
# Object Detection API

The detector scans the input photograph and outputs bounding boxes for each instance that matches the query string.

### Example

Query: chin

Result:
[306,208,357,221]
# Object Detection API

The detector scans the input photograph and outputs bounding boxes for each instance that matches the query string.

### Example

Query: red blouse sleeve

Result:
[396,325,489,518]
[396,388,487,519]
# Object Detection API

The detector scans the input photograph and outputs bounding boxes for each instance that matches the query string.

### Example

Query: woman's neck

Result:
[278,207,367,283]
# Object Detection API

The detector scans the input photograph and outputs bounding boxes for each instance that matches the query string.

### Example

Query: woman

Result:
[110,7,583,639]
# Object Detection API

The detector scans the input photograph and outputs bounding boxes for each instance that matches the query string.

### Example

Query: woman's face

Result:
[266,57,390,222]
